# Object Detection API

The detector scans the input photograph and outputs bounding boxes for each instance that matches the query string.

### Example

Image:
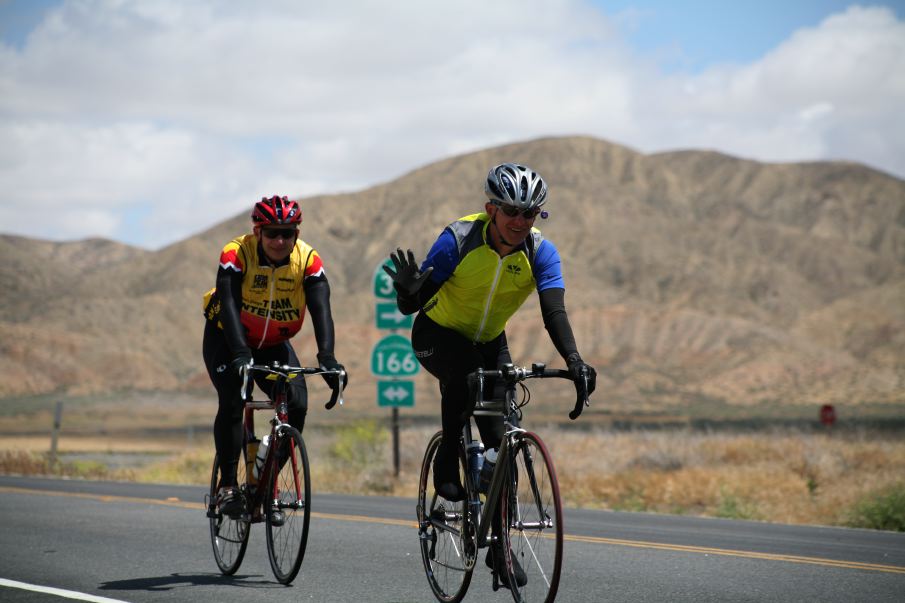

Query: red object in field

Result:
[820,404,836,427]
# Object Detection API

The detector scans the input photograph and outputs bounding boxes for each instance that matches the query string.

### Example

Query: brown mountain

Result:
[2,136,903,414]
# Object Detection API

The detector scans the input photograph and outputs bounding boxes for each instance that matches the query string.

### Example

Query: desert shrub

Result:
[846,483,905,532]
[327,420,388,470]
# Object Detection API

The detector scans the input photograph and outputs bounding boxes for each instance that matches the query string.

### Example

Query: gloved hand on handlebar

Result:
[317,352,348,390]
[382,248,433,299]
[567,355,597,398]
[230,348,253,376]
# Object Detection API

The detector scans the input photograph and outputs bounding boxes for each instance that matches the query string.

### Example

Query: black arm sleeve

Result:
[539,287,582,364]
[216,267,251,356]
[396,279,442,315]
[305,278,336,358]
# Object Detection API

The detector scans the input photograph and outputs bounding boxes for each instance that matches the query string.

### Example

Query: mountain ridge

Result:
[1,135,903,413]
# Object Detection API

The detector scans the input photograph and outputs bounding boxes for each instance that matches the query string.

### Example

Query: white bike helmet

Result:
[484,163,548,210]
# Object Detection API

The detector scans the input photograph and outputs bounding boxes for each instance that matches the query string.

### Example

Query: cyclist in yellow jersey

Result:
[203,195,347,518]
[384,163,597,587]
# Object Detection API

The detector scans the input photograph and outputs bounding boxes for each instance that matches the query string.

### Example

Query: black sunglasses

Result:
[261,228,298,240]
[496,203,541,219]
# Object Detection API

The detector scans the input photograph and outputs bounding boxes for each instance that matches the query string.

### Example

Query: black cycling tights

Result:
[203,321,308,487]
[411,313,509,457]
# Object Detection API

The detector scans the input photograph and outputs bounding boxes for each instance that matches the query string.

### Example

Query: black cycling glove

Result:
[231,348,253,376]
[382,248,433,299]
[317,352,348,390]
[567,354,597,398]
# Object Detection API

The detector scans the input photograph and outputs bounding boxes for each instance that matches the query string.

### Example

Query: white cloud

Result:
[629,6,905,168]
[0,1,902,248]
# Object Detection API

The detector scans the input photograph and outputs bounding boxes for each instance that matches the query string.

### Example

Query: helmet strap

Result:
[490,214,514,248]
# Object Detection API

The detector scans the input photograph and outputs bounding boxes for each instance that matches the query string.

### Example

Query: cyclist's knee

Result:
[287,381,308,412]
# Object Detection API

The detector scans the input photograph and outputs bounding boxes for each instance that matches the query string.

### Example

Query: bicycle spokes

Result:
[208,455,250,576]
[418,432,474,602]
[503,433,563,602]
[265,428,311,585]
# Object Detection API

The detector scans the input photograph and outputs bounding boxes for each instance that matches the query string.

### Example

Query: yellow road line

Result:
[563,534,905,574]
[3,486,903,575]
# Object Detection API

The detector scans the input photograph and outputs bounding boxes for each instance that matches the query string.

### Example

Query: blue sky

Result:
[597,1,903,70]
[1,1,903,248]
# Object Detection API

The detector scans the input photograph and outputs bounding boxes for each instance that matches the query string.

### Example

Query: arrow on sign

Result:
[377,380,415,407]
[383,386,411,402]
[378,307,408,324]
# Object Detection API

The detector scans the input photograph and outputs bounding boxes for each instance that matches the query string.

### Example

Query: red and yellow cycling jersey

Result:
[203,234,324,348]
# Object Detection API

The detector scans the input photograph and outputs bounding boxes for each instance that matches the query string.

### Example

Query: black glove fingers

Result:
[392,248,406,270]
[415,265,433,285]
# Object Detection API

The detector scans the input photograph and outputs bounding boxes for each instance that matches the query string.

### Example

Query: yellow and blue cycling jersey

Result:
[421,212,564,342]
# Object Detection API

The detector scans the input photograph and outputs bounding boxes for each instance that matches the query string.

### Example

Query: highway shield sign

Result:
[371,334,420,377]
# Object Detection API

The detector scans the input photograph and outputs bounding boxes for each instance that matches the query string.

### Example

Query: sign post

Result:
[372,259,419,476]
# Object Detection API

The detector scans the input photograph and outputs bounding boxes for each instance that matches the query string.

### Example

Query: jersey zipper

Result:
[473,257,504,342]
[256,265,276,349]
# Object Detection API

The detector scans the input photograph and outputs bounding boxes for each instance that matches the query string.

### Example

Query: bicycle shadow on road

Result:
[99,573,285,592]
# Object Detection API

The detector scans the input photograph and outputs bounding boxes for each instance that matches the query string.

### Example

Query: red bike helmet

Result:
[251,195,302,226]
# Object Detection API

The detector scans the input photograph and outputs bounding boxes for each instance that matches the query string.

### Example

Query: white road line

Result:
[0,578,131,603]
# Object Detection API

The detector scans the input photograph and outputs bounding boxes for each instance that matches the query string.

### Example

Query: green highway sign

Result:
[375,302,414,330]
[371,334,420,377]
[377,380,415,407]
[373,259,397,300]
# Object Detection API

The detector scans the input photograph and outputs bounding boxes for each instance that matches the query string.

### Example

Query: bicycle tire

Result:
[265,426,311,584]
[500,431,563,603]
[417,431,475,603]
[208,453,250,575]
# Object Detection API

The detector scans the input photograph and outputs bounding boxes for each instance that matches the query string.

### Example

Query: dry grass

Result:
[3,424,904,530]
[548,428,905,526]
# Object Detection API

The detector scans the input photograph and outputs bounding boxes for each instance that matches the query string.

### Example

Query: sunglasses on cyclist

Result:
[261,228,298,240]
[495,203,542,219]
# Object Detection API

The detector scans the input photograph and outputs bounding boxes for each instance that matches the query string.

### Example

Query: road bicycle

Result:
[417,362,590,603]
[205,362,345,585]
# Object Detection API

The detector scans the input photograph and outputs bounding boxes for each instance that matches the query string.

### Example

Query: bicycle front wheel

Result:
[417,431,475,603]
[264,426,311,584]
[501,431,563,603]
[208,453,250,575]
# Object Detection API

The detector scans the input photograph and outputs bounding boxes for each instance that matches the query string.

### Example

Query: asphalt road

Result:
[0,476,903,602]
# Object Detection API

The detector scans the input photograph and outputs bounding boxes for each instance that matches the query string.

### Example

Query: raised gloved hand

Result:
[382,248,433,299]
[317,352,349,390]
[230,348,253,376]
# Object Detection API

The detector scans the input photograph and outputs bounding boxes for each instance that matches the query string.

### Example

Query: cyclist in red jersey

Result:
[202,195,347,517]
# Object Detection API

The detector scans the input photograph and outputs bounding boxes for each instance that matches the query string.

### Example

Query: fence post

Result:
[50,401,63,467]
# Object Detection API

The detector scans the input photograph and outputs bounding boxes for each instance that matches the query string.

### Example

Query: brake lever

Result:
[568,367,590,421]
[324,369,346,409]
[240,363,252,401]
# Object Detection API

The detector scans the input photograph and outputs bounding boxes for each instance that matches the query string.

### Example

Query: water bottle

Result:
[253,435,270,480]
[465,441,484,490]
[246,439,260,485]
[479,447,497,493]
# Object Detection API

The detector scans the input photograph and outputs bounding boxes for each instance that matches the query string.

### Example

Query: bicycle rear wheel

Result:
[417,431,475,603]
[264,426,311,585]
[501,431,563,603]
[208,452,250,575]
